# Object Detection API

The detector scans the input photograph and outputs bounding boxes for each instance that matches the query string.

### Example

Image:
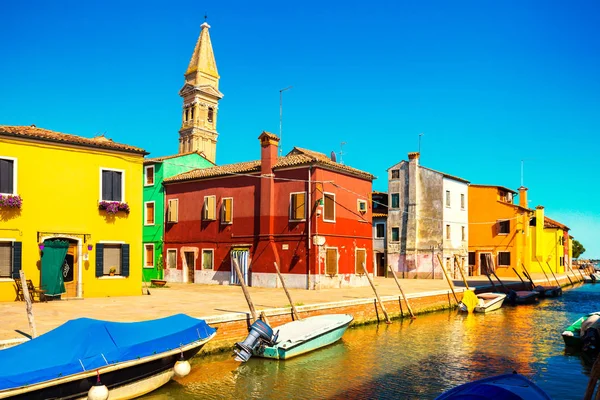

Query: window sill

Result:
[221,222,233,225]
[0,278,15,282]
[144,223,156,227]
[322,219,336,223]
[98,276,127,279]
[289,219,306,223]
[144,183,155,187]
[143,266,154,269]
[498,233,509,236]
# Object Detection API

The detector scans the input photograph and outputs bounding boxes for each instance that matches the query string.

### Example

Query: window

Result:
[167,199,178,223]
[221,198,233,224]
[167,249,177,269]
[323,193,335,221]
[290,192,306,221]
[498,252,511,266]
[203,195,216,220]
[100,169,124,202]
[190,106,195,121]
[461,226,466,241]
[0,157,16,195]
[391,169,400,179]
[376,223,385,238]
[391,193,400,208]
[498,220,510,234]
[145,202,155,225]
[461,194,465,209]
[202,249,214,270]
[144,165,155,186]
[560,257,564,266]
[325,248,338,275]
[356,249,366,274]
[144,244,154,269]
[446,225,451,240]
[0,242,13,278]
[208,107,214,123]
[468,252,476,266]
[446,190,451,207]
[185,108,189,122]
[357,199,367,213]
[98,244,130,276]
[391,227,400,242]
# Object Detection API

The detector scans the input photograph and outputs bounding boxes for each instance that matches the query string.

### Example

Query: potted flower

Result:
[0,194,22,209]
[109,267,117,276]
[99,201,130,215]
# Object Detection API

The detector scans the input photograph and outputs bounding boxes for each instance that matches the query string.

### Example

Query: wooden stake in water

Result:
[545,261,562,287]
[583,354,600,400]
[232,258,258,323]
[274,262,300,320]
[388,265,416,319]
[362,263,391,324]
[436,254,459,305]
[20,271,37,338]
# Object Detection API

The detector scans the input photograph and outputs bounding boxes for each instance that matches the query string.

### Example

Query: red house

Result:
[162,132,374,289]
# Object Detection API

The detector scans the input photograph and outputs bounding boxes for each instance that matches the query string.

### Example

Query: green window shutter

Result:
[11,242,22,279]
[95,244,104,277]
[121,244,130,277]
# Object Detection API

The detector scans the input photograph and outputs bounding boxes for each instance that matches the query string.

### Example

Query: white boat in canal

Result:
[459,292,506,313]
[234,314,353,362]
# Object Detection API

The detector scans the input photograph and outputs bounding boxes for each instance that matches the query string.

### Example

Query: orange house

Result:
[468,185,533,277]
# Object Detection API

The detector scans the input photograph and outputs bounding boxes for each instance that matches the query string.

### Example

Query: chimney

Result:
[258,131,280,238]
[258,131,279,175]
[408,152,420,166]
[518,186,528,208]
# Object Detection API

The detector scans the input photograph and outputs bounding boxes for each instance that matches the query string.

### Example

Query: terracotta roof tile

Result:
[0,125,147,155]
[164,146,375,183]
[372,213,388,218]
[544,216,570,231]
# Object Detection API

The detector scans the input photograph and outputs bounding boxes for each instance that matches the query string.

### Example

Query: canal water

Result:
[148,283,600,399]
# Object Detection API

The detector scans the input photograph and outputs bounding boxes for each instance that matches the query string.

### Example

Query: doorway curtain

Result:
[230,249,249,285]
[41,240,69,297]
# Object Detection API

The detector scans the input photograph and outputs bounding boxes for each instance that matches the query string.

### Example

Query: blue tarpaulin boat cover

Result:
[0,314,215,391]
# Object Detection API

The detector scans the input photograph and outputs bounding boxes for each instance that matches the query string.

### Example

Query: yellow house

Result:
[530,205,572,275]
[0,125,146,301]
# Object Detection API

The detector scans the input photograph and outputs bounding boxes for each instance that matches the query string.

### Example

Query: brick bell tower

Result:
[178,22,223,163]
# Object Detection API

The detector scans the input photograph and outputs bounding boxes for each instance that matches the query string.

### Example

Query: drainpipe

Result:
[307,166,312,290]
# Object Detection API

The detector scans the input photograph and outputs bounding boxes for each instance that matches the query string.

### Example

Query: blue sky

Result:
[1,1,598,257]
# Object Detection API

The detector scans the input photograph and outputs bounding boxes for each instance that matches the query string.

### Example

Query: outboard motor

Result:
[582,327,600,358]
[233,319,276,362]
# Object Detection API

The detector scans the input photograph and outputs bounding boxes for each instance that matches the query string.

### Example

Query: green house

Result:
[142,152,214,282]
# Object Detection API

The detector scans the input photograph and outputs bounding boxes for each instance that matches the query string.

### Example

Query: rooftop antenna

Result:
[520,159,524,187]
[204,12,208,23]
[339,141,347,164]
[418,132,424,155]
[279,86,293,156]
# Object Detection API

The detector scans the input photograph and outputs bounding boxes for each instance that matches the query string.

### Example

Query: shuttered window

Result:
[202,249,214,270]
[145,166,154,186]
[324,193,335,221]
[290,192,306,220]
[103,244,122,275]
[356,249,366,274]
[498,220,510,234]
[144,244,154,268]
[145,202,155,225]
[167,199,178,223]
[167,249,177,269]
[325,248,338,275]
[203,196,216,220]
[101,169,123,202]
[0,158,15,194]
[0,242,11,278]
[222,198,233,224]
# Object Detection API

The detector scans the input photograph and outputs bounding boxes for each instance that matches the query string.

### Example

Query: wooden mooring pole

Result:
[545,261,562,287]
[362,263,391,324]
[436,254,460,305]
[232,258,258,323]
[274,262,300,321]
[388,265,416,319]
[583,354,600,400]
[19,271,37,338]
[454,255,470,290]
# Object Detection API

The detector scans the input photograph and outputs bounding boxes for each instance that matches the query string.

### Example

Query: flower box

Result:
[99,201,130,215]
[0,194,22,209]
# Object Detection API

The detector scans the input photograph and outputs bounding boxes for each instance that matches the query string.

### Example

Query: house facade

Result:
[142,152,214,282]
[530,205,572,274]
[468,185,532,277]
[0,125,146,302]
[162,132,374,289]
[387,152,469,278]
[372,191,388,277]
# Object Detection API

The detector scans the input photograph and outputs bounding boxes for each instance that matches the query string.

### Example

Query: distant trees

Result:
[572,239,586,259]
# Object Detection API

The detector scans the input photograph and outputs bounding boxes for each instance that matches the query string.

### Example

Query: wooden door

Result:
[377,253,385,277]
[63,243,78,298]
[185,252,195,283]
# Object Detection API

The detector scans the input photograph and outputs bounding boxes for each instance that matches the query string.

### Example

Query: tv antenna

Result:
[339,142,347,164]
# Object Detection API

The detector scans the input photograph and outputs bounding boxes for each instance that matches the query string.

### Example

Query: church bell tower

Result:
[178,22,223,163]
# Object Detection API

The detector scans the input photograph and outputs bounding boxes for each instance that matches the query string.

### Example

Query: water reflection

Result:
[147,283,599,400]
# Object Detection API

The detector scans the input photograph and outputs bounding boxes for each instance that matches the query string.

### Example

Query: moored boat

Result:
[507,290,538,305]
[562,312,600,348]
[0,314,216,400]
[533,285,562,298]
[435,372,552,400]
[234,314,353,362]
[459,292,506,313]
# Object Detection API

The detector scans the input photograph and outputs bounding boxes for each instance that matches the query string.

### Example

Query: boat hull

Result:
[0,336,213,400]
[508,291,538,305]
[254,315,352,360]
[459,293,506,313]
[435,373,552,400]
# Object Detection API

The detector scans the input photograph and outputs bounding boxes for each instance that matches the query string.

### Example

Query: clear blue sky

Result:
[1,1,598,257]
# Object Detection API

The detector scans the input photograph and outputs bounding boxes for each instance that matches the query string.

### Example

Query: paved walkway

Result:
[0,273,575,341]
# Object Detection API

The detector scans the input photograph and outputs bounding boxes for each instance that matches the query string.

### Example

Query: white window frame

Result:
[289,192,307,222]
[201,248,214,270]
[166,248,178,269]
[445,190,451,207]
[324,247,339,276]
[460,193,465,210]
[144,201,156,226]
[461,226,466,242]
[0,238,16,281]
[144,165,155,187]
[221,197,233,224]
[144,243,155,269]
[357,199,367,213]
[446,224,451,240]
[99,167,125,202]
[355,247,367,275]
[323,192,336,223]
[0,156,17,195]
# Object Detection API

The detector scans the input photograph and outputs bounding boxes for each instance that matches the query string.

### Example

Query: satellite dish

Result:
[330,151,337,162]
